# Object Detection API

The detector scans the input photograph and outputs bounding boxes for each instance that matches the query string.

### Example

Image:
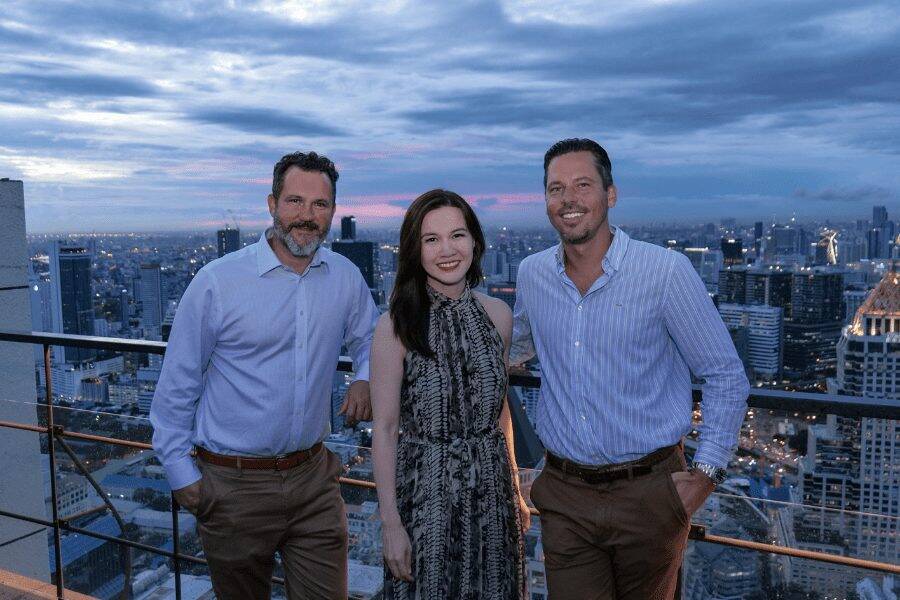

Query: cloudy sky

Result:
[2,0,899,233]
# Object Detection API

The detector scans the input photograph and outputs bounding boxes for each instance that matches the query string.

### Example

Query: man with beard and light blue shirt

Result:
[151,151,378,600]
[512,139,749,599]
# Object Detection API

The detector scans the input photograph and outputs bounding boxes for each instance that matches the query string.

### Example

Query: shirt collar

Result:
[554,225,630,275]
[256,228,329,277]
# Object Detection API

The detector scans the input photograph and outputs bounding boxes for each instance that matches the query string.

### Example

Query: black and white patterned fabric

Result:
[384,285,526,600]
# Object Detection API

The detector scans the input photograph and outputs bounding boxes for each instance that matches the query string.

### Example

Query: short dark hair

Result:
[272,151,339,200]
[543,138,613,190]
[390,189,486,356]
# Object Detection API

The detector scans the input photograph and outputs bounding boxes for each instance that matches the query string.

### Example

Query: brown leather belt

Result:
[195,442,323,471]
[546,443,680,485]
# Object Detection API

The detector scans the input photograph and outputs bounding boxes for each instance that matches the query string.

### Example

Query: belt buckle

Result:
[274,453,290,471]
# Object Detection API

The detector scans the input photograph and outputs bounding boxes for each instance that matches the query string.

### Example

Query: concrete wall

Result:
[0,179,50,581]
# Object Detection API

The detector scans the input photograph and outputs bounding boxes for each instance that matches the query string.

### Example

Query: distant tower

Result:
[217,227,240,258]
[814,230,838,266]
[49,241,95,363]
[341,216,357,240]
[332,241,375,288]
[872,205,888,228]
[720,237,743,266]
[140,263,164,332]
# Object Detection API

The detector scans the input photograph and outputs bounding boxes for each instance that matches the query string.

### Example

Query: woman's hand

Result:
[517,493,532,535]
[382,521,413,582]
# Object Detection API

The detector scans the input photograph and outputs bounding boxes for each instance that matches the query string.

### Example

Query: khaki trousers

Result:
[530,450,691,600]
[196,446,348,600]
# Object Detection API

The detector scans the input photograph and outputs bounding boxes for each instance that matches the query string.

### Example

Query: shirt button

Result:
[581,415,586,421]
[575,341,580,347]
[578,305,583,311]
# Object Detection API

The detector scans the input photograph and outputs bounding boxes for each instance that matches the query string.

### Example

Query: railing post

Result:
[171,493,182,600]
[43,343,65,599]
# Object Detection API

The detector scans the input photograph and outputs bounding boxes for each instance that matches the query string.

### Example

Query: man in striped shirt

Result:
[512,138,749,599]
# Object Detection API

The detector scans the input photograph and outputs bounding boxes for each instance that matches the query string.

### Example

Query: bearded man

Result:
[151,151,378,600]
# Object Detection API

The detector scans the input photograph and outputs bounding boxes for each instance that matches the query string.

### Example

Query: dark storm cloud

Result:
[1,72,159,102]
[187,108,345,137]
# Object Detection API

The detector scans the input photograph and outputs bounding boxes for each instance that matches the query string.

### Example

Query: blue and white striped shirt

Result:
[511,227,749,469]
[151,232,378,490]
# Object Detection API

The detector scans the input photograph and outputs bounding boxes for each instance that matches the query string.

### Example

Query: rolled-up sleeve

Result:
[663,252,749,469]
[150,269,220,490]
[344,271,379,382]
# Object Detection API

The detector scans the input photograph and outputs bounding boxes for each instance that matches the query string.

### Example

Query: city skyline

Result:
[2,1,900,232]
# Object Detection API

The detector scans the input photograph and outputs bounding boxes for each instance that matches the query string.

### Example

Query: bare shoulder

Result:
[375,312,402,346]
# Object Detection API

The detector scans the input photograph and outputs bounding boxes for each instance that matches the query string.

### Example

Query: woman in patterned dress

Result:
[371,189,529,599]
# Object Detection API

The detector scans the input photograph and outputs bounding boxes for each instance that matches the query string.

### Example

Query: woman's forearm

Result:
[372,426,402,525]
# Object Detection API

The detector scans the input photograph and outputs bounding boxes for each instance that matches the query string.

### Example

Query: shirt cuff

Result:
[351,360,370,383]
[693,441,734,471]
[164,455,202,491]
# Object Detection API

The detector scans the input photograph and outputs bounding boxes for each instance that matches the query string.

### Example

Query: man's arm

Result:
[340,272,379,423]
[150,269,220,491]
[510,262,536,367]
[663,252,750,469]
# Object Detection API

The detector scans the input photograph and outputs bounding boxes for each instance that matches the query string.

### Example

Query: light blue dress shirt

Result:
[150,231,378,490]
[511,226,749,469]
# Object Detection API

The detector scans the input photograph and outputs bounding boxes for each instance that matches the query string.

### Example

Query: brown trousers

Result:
[530,450,691,600]
[196,446,348,600]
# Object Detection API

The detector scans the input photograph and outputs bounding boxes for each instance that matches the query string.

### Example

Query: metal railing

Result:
[0,330,898,600]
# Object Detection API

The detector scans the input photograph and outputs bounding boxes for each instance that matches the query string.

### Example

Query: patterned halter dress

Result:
[384,285,525,600]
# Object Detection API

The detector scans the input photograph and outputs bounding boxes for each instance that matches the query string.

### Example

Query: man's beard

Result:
[554,206,605,245]
[272,215,328,257]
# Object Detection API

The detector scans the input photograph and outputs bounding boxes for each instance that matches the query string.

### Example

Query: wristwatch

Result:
[690,462,727,486]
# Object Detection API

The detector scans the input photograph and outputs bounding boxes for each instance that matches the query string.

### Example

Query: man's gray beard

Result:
[272,218,326,257]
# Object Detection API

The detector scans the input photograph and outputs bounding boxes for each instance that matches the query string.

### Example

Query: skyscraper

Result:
[0,177,51,581]
[332,240,375,288]
[140,263,164,332]
[718,303,783,379]
[872,205,888,229]
[341,216,357,240]
[784,269,844,377]
[720,237,743,266]
[49,241,95,363]
[216,227,240,258]
[746,268,793,316]
[799,268,900,593]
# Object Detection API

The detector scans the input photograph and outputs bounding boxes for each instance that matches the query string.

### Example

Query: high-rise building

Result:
[784,269,844,378]
[746,268,793,317]
[799,269,900,593]
[332,241,375,288]
[216,227,240,257]
[682,247,723,291]
[140,263,164,332]
[872,206,888,229]
[718,304,783,379]
[341,216,357,240]
[815,230,839,266]
[49,241,95,363]
[720,237,743,266]
[772,224,801,255]
[754,221,764,257]
[717,266,747,304]
[0,177,51,581]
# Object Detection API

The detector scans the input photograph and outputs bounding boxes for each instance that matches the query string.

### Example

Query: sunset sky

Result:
[3,1,899,232]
